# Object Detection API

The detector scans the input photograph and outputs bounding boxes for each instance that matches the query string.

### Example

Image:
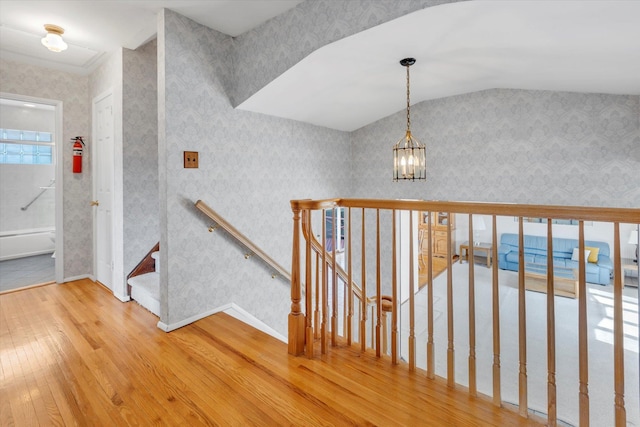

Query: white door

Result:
[94,93,114,290]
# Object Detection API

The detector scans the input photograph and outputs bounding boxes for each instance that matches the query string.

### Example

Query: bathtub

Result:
[0,227,55,261]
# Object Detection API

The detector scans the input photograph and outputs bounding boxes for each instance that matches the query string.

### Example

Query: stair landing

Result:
[199,313,544,426]
[0,279,543,426]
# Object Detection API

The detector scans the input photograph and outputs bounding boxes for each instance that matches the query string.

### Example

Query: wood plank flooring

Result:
[0,279,543,426]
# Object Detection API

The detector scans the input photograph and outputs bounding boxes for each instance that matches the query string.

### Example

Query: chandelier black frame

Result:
[392,58,426,181]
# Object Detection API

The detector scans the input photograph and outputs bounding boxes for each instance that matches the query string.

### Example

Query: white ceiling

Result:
[239,1,640,131]
[0,1,304,74]
[1,0,639,132]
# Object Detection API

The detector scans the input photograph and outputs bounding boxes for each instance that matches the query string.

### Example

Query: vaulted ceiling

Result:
[1,1,639,132]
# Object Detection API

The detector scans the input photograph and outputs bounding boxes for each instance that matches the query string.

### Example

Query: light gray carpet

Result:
[400,262,639,427]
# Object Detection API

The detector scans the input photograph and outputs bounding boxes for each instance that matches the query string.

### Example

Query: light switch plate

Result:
[184,151,199,168]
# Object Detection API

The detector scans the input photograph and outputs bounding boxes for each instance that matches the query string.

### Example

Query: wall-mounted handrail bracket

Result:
[195,200,291,282]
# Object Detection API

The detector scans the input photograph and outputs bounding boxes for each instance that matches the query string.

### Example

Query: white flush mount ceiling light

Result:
[41,24,68,52]
[393,58,426,181]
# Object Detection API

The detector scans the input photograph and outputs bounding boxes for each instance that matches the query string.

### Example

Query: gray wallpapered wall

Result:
[352,89,640,207]
[0,59,92,279]
[159,9,352,327]
[123,40,159,275]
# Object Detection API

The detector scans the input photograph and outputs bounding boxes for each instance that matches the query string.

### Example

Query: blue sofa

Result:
[498,233,612,285]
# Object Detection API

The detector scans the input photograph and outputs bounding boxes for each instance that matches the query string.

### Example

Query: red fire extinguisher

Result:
[72,136,85,173]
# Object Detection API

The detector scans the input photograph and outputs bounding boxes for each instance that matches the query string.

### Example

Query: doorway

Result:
[0,94,63,292]
[92,91,114,291]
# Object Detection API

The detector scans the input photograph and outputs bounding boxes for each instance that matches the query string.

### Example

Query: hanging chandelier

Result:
[393,58,426,181]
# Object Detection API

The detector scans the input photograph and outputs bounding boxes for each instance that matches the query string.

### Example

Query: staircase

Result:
[125,242,286,342]
[128,250,160,316]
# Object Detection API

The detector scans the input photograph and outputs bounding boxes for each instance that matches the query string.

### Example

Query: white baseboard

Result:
[157,304,231,332]
[224,304,287,343]
[62,274,92,283]
[113,291,130,302]
[157,302,286,343]
[62,274,130,302]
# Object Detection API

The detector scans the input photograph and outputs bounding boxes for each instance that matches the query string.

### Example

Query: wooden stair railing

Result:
[289,198,640,427]
[299,204,383,352]
[127,242,159,295]
[195,200,291,282]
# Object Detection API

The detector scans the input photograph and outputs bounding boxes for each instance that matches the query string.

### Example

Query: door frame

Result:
[92,88,126,301]
[0,92,64,283]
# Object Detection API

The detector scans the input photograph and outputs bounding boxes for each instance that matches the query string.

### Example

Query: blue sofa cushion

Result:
[498,233,612,285]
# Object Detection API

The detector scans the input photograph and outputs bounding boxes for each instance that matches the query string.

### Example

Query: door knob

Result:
[90,200,99,206]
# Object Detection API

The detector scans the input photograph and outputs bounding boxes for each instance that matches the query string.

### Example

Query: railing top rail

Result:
[195,200,292,282]
[291,198,640,223]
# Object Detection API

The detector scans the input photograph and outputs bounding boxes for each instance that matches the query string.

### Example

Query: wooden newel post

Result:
[288,204,305,355]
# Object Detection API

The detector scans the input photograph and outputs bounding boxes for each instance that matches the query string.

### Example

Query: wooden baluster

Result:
[370,303,374,346]
[391,210,399,364]
[518,218,528,416]
[375,209,382,357]
[468,214,477,396]
[613,222,626,426]
[321,209,328,354]
[361,208,367,352]
[427,211,435,379]
[331,207,338,347]
[409,210,416,371]
[382,308,388,355]
[546,219,557,424]
[314,251,320,339]
[288,205,305,356]
[491,215,501,406]
[305,210,314,358]
[347,208,353,346]
[342,277,347,339]
[578,221,589,425]
[447,213,455,386]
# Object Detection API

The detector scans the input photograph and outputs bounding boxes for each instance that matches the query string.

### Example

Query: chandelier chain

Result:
[406,64,411,132]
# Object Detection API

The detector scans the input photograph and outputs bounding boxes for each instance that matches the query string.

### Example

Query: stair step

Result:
[128,272,159,316]
[151,251,159,272]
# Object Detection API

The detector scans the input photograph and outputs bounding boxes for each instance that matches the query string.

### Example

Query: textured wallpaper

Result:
[352,89,640,208]
[159,9,352,328]
[232,0,456,106]
[0,59,91,279]
[123,40,159,275]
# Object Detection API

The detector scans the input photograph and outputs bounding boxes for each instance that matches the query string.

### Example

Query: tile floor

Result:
[0,253,55,292]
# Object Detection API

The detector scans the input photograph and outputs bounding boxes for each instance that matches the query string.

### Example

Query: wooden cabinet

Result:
[419,212,456,259]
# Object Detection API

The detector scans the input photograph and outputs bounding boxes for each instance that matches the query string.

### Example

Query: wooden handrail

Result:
[195,200,291,282]
[291,198,640,223]
[289,197,640,426]
[300,210,364,301]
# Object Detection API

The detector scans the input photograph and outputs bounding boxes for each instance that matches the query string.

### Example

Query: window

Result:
[325,208,345,252]
[0,143,52,165]
[0,129,53,165]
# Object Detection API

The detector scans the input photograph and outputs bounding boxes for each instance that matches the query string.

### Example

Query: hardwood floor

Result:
[0,279,543,426]
[419,255,455,289]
